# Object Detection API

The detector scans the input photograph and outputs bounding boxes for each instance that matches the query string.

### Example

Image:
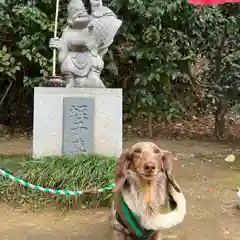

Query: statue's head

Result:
[67,0,90,28]
[89,0,103,10]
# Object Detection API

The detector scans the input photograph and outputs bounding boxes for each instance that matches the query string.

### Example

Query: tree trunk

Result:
[148,112,153,138]
[214,99,228,139]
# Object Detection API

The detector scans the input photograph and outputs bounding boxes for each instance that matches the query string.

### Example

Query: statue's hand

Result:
[49,37,61,50]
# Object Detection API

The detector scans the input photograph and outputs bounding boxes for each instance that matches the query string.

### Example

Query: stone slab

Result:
[33,87,122,158]
[62,97,94,155]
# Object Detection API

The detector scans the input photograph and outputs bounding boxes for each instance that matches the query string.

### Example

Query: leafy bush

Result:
[0,0,239,138]
[0,154,116,210]
[0,0,66,125]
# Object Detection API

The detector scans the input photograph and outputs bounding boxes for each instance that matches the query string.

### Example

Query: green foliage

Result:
[186,4,240,137]
[0,46,21,80]
[0,1,54,86]
[0,0,67,124]
[0,0,239,137]
[0,154,115,210]
[103,0,240,133]
[195,5,240,101]
[105,0,200,121]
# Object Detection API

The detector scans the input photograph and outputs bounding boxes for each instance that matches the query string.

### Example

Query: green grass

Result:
[0,154,116,211]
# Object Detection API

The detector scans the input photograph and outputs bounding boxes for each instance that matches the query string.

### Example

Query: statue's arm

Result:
[49,28,69,64]
[58,34,68,63]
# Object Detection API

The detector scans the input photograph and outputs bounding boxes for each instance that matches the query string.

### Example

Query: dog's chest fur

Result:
[122,174,168,229]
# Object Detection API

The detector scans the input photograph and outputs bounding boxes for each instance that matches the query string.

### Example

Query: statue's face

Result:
[90,0,102,9]
[71,7,88,18]
[68,5,90,28]
[72,16,90,29]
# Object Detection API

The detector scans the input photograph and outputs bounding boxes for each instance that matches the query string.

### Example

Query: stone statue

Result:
[49,0,122,88]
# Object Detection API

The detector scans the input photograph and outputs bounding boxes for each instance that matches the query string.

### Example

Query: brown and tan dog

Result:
[111,142,186,240]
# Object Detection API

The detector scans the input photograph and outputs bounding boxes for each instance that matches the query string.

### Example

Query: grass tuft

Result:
[0,154,116,211]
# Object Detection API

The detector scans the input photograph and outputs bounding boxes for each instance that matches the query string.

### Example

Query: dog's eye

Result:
[134,148,141,153]
[154,148,160,153]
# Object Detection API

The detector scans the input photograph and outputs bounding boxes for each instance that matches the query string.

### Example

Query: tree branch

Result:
[0,81,13,106]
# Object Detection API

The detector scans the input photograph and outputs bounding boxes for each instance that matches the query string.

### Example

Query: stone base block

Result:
[33,87,122,158]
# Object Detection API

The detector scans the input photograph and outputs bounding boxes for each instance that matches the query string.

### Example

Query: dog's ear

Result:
[161,150,181,193]
[161,150,172,174]
[112,149,131,192]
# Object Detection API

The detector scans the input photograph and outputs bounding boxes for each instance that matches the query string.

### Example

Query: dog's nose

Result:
[143,162,156,172]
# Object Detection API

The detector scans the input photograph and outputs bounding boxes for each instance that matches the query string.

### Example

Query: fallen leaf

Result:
[210,188,214,193]
[224,154,236,163]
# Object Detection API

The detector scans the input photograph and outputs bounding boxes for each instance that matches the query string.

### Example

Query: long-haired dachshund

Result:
[111,142,186,240]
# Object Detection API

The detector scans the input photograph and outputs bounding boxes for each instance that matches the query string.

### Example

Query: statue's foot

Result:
[76,77,106,88]
[95,79,105,88]
[66,83,75,88]
[64,76,76,88]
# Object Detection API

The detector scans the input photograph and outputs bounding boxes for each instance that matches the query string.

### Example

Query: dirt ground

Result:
[0,138,240,240]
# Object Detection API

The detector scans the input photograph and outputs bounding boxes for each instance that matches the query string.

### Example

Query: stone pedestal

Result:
[33,87,122,158]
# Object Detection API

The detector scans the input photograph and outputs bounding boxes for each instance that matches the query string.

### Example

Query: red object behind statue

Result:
[189,0,239,5]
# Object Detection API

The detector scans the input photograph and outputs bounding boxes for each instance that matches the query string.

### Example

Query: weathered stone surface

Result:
[33,87,122,158]
[62,97,94,155]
